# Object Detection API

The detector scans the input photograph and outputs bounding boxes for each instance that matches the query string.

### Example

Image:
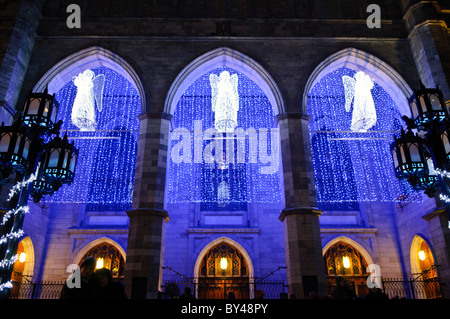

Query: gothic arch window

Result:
[41,66,141,210]
[411,236,438,279]
[307,67,412,210]
[199,242,248,278]
[323,241,368,277]
[166,66,281,209]
[80,242,125,278]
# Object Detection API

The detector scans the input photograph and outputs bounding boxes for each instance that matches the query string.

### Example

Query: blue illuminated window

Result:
[43,66,141,210]
[167,67,281,210]
[308,67,413,210]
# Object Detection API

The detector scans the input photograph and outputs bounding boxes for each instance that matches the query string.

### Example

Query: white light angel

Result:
[71,69,105,131]
[210,71,239,133]
[217,180,230,206]
[342,71,377,132]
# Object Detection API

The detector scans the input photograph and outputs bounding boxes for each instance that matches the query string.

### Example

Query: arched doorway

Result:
[10,237,34,298]
[411,235,441,299]
[195,239,253,299]
[323,240,370,298]
[76,239,126,280]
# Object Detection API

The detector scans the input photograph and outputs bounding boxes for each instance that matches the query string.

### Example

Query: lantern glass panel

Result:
[392,148,399,169]
[23,139,30,160]
[69,154,77,173]
[43,100,51,117]
[411,100,419,119]
[400,145,406,163]
[409,143,421,162]
[419,95,427,113]
[13,135,21,154]
[50,104,58,123]
[442,132,450,154]
[62,151,69,169]
[429,94,441,111]
[0,133,11,153]
[48,149,60,168]
[28,99,41,115]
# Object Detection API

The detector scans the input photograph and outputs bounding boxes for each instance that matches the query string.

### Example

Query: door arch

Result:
[193,237,254,299]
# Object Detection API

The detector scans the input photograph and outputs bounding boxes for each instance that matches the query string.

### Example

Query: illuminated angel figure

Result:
[71,69,105,131]
[217,180,230,207]
[342,71,376,132]
[210,71,239,133]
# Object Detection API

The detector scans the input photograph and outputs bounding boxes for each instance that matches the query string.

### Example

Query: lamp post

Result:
[391,83,450,202]
[0,88,78,297]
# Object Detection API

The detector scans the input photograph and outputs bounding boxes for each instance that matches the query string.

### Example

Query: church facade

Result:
[1,0,450,299]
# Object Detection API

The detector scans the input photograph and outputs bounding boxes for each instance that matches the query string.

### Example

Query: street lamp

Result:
[391,84,450,199]
[0,88,77,296]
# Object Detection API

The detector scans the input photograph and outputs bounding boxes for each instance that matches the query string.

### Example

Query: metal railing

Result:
[7,280,64,299]
[382,277,442,299]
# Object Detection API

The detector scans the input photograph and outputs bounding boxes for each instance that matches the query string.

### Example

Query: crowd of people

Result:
[60,256,127,299]
[61,257,389,300]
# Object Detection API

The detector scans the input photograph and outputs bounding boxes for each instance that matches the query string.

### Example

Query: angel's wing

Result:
[92,74,105,112]
[209,74,220,112]
[230,74,239,111]
[342,75,356,112]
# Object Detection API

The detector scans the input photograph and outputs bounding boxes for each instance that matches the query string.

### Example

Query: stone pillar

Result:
[404,2,450,100]
[277,113,326,298]
[124,113,171,299]
[0,0,45,124]
[422,208,450,299]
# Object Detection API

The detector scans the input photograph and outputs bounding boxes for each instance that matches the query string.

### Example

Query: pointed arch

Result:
[193,236,254,279]
[18,236,35,278]
[165,47,285,116]
[32,46,146,113]
[411,234,436,276]
[72,237,126,266]
[303,47,414,117]
[322,235,375,267]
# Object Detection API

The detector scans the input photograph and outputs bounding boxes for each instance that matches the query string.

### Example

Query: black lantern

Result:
[22,87,59,129]
[391,128,427,187]
[0,118,31,180]
[41,134,78,191]
[30,177,55,203]
[414,153,440,197]
[409,84,448,131]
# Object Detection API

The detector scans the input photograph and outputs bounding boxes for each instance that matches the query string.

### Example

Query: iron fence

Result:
[382,277,442,299]
[7,280,64,299]
[161,279,287,299]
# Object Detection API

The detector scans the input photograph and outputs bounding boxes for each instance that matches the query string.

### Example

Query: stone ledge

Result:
[278,207,322,221]
[187,228,260,233]
[320,226,378,233]
[67,227,128,234]
[422,207,446,222]
[127,208,170,222]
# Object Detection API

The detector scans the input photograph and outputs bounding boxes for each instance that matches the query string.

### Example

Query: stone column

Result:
[0,0,45,124]
[422,208,450,299]
[124,113,171,299]
[277,112,326,298]
[404,2,450,100]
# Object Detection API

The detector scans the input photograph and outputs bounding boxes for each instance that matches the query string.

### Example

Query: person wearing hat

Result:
[60,256,97,299]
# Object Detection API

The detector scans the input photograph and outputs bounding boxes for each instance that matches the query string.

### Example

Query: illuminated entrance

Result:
[197,242,249,299]
[195,239,253,299]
